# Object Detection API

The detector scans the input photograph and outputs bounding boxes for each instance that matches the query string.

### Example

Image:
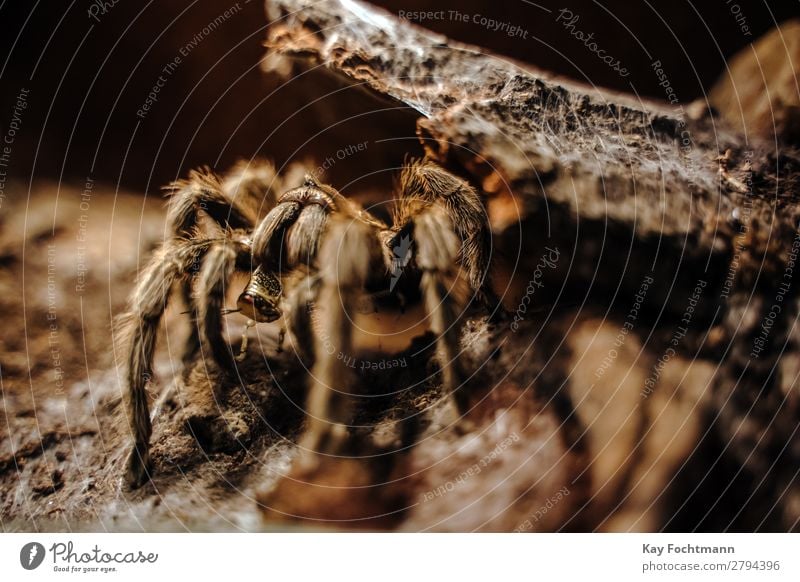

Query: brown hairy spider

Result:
[119,158,496,488]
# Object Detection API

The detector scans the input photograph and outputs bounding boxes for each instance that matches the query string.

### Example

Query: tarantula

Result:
[120,158,496,488]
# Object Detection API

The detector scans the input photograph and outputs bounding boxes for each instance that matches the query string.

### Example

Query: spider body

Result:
[120,158,495,488]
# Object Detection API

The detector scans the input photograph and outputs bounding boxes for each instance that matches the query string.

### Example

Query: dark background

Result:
[0,0,797,194]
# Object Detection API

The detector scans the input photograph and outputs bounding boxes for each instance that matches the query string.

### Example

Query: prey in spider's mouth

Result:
[236,266,283,323]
